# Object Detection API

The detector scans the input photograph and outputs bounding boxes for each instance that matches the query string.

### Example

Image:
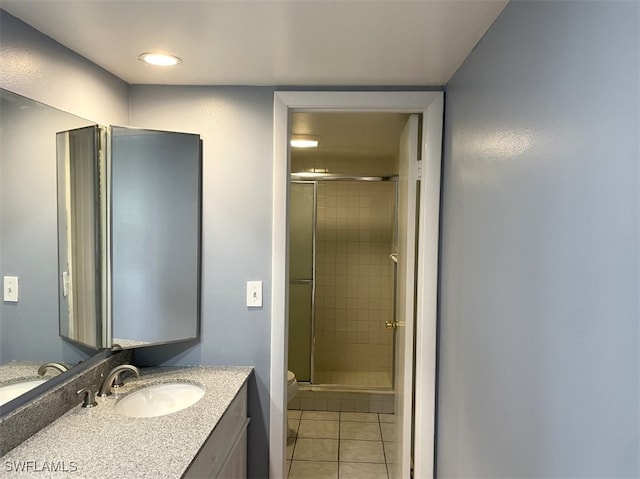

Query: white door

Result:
[393,114,420,479]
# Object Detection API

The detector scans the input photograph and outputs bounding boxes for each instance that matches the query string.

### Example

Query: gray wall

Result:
[0,11,129,364]
[129,85,274,478]
[438,1,639,477]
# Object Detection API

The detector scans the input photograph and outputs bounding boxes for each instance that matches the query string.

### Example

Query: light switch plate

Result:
[4,276,18,302]
[246,281,262,308]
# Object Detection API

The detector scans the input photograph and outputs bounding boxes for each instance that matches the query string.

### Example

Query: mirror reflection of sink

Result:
[114,382,205,418]
[0,379,48,406]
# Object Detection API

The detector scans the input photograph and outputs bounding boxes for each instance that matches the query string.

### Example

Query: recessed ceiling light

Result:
[290,135,320,148]
[138,52,182,66]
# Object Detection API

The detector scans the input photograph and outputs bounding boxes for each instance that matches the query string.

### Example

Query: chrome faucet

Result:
[37,362,69,376]
[98,365,140,397]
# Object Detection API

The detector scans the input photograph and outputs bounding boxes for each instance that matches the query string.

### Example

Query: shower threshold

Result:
[312,370,393,390]
[301,383,393,393]
[291,382,395,414]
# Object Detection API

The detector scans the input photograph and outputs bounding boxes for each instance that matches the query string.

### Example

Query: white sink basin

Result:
[115,382,205,418]
[0,379,48,406]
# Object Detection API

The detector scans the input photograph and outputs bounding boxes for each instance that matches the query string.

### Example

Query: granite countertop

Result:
[0,366,253,478]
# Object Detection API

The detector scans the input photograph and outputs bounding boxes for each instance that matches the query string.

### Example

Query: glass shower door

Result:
[288,182,315,382]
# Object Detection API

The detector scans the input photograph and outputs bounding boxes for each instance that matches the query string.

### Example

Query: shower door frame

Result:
[289,180,317,384]
[271,91,444,479]
[291,176,399,390]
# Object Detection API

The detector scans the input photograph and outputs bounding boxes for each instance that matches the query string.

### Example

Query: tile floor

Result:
[286,410,396,479]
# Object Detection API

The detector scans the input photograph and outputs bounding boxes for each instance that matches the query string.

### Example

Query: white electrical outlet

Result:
[4,276,19,302]
[246,281,262,308]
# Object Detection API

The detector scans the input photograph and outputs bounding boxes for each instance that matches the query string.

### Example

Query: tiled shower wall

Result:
[314,181,395,386]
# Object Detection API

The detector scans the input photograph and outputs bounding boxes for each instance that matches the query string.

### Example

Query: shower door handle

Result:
[385,320,398,330]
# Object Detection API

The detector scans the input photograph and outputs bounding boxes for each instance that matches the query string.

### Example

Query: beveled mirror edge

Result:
[108,126,202,347]
[56,125,108,350]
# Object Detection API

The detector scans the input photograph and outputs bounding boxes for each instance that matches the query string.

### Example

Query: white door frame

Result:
[270,91,443,478]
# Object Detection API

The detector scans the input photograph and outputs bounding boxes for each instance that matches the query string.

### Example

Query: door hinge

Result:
[417,160,422,180]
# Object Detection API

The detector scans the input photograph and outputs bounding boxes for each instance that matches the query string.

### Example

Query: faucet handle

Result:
[77,388,97,408]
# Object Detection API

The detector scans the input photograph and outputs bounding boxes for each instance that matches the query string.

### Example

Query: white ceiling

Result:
[291,112,409,160]
[0,0,508,86]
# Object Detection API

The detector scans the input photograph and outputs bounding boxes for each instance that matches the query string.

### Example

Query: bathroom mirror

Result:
[110,126,201,347]
[57,125,202,349]
[0,88,96,406]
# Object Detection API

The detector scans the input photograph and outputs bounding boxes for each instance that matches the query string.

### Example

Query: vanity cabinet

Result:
[184,383,249,479]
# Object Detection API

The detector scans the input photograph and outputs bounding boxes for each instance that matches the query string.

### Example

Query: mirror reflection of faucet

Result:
[37,362,69,376]
[98,365,140,397]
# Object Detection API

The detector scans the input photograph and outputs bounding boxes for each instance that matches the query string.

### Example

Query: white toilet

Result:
[287,370,299,438]
[287,370,298,403]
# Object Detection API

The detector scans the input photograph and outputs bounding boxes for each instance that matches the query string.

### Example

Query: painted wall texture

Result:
[438,1,639,477]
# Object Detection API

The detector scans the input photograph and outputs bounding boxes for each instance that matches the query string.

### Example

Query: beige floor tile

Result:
[380,422,395,442]
[383,441,396,464]
[341,412,379,422]
[288,418,300,438]
[293,438,339,462]
[339,439,385,463]
[301,411,340,421]
[287,437,296,460]
[289,460,338,479]
[378,413,395,423]
[298,419,339,439]
[288,410,302,419]
[339,462,389,479]
[340,421,382,441]
[286,460,292,477]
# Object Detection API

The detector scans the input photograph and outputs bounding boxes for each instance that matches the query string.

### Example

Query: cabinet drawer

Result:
[184,383,247,478]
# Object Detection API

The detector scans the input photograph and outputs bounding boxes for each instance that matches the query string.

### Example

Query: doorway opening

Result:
[271,91,443,479]
[287,112,409,397]
[285,113,408,478]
